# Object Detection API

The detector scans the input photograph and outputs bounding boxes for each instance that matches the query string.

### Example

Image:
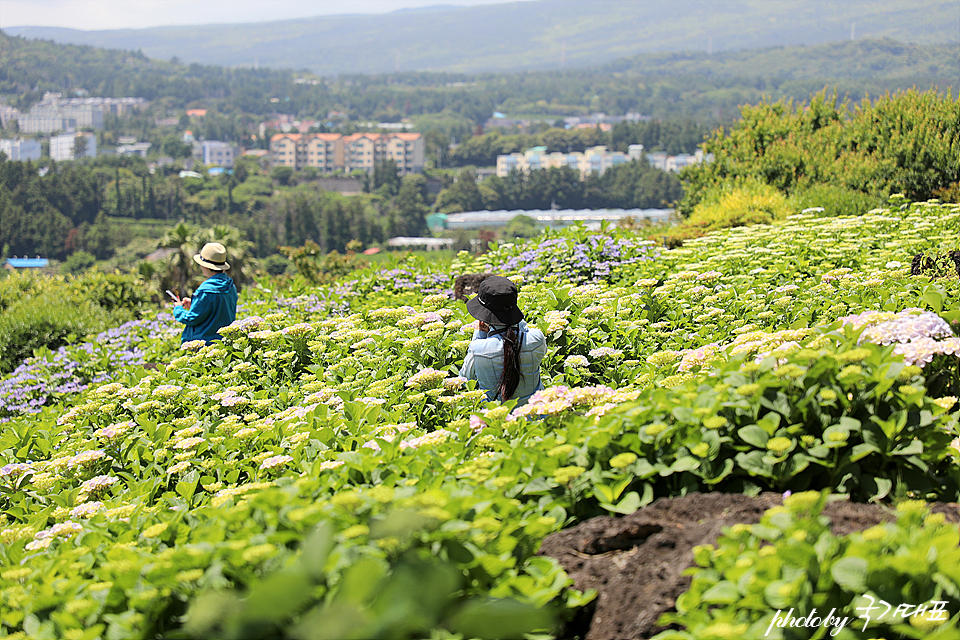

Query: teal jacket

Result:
[173,273,238,344]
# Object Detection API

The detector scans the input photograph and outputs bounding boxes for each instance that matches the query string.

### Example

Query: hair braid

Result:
[497,325,523,401]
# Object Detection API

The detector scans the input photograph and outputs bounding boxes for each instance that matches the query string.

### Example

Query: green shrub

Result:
[0,292,111,373]
[0,271,147,372]
[0,271,47,312]
[654,492,960,639]
[262,253,292,276]
[66,270,149,314]
[664,178,792,245]
[60,251,96,275]
[791,183,885,217]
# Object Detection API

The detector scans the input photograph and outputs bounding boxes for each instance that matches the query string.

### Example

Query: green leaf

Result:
[243,567,313,623]
[922,288,944,312]
[448,597,554,639]
[669,456,700,474]
[849,443,879,462]
[701,580,739,604]
[891,440,923,456]
[738,426,770,448]
[601,491,642,515]
[593,484,615,504]
[831,556,868,591]
[735,451,774,478]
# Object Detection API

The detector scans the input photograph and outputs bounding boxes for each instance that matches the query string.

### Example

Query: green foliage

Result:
[679,89,960,214]
[271,166,294,187]
[279,240,369,285]
[66,270,150,314]
[666,178,792,245]
[0,292,109,373]
[183,519,555,640]
[585,332,959,503]
[262,254,292,277]
[791,183,885,218]
[654,493,960,639]
[470,162,681,213]
[1,199,959,638]
[60,251,96,275]
[504,215,540,239]
[391,174,430,236]
[435,168,484,214]
[0,270,148,372]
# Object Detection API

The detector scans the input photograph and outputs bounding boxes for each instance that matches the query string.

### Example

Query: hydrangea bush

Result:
[0,199,958,638]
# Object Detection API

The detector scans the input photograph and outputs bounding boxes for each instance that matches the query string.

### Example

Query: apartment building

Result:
[0,138,42,161]
[40,93,147,116]
[271,133,303,168]
[304,133,342,172]
[202,140,239,168]
[498,144,710,177]
[11,94,146,134]
[18,115,77,134]
[269,132,424,174]
[49,131,97,161]
[496,145,637,178]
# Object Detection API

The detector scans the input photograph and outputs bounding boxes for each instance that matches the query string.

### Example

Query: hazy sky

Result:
[0,0,535,30]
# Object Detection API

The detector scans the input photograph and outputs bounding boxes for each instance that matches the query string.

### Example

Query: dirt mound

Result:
[538,492,960,640]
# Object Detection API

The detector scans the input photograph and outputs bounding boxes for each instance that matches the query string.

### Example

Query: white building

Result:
[49,131,97,161]
[202,141,239,167]
[18,115,77,134]
[0,138,42,161]
[496,146,632,178]
[116,142,152,158]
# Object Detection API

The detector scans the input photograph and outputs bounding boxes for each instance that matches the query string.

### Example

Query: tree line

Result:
[435,162,682,213]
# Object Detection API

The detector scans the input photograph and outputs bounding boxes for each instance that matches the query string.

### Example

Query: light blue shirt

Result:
[459,320,546,406]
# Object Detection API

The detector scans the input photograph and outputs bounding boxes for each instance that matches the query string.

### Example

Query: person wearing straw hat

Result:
[171,242,238,344]
[460,276,546,406]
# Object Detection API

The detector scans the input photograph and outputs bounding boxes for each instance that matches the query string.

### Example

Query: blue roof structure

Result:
[5,258,49,268]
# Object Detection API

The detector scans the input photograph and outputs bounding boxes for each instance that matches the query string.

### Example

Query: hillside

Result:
[5,0,959,75]
[0,29,954,125]
[603,38,960,81]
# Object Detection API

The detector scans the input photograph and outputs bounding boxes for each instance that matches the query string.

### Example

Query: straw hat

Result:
[193,242,230,271]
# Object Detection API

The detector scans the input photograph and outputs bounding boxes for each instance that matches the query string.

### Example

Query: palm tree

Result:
[158,222,197,295]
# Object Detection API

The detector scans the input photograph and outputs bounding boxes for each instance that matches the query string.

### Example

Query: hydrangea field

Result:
[1,199,960,639]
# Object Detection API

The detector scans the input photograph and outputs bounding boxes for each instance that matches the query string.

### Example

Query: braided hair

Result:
[496,325,523,401]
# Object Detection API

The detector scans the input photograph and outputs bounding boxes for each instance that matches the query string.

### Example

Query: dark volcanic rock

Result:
[538,492,960,640]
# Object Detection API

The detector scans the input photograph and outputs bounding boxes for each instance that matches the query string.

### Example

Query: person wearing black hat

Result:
[460,276,546,406]
[171,242,238,344]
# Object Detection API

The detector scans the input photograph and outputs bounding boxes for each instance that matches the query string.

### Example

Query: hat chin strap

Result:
[487,325,517,336]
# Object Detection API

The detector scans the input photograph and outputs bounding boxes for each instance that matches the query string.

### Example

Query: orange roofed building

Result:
[269,132,424,174]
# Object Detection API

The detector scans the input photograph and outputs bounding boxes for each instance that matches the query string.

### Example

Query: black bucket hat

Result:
[466,276,524,326]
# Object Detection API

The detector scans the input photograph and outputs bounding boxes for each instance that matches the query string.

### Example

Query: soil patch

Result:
[538,492,960,640]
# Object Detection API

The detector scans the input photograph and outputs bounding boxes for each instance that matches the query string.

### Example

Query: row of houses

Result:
[270,132,424,174]
[496,145,712,177]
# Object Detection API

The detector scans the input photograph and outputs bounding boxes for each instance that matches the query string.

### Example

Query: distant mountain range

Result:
[5,0,959,75]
